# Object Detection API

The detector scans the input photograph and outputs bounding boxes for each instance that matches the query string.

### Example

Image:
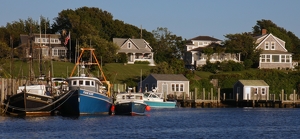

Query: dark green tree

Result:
[223,32,260,68]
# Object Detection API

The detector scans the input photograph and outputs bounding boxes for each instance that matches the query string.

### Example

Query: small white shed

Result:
[233,80,269,100]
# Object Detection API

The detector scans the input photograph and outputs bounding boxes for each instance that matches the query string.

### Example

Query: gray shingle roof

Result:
[150,74,189,81]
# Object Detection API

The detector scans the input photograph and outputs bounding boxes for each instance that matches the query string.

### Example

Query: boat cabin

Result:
[66,77,106,94]
[115,93,144,103]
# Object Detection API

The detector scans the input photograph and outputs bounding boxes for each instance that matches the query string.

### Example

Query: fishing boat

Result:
[114,91,150,116]
[55,48,114,116]
[143,91,177,108]
[4,84,58,116]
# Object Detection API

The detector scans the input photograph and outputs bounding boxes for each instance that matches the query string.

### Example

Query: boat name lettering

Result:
[27,96,41,100]
[83,91,94,95]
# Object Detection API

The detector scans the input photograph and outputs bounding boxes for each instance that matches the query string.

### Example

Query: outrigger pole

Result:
[70,47,111,96]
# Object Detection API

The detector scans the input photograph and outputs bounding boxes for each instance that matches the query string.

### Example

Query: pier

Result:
[172,88,300,108]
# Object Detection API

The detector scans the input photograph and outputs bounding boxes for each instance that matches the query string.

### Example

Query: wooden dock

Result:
[171,88,300,108]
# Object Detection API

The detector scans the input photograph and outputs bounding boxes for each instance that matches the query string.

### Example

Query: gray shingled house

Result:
[138,74,189,96]
[255,29,297,69]
[113,38,155,66]
[233,80,269,101]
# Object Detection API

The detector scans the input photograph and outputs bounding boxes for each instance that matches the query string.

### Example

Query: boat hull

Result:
[5,92,54,116]
[144,100,177,108]
[57,89,113,116]
[114,101,147,116]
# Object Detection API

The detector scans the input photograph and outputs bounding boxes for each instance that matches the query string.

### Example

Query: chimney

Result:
[261,29,267,35]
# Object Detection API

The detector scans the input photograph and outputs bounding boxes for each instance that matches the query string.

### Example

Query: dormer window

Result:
[265,42,269,50]
[271,42,275,50]
[128,42,131,49]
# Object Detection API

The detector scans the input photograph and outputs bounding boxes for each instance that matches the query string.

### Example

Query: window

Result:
[128,42,131,48]
[272,55,279,62]
[254,88,257,94]
[286,55,290,62]
[261,55,270,62]
[79,80,83,85]
[58,50,66,56]
[172,83,184,92]
[281,55,285,62]
[271,42,275,50]
[72,80,77,85]
[204,42,208,45]
[91,81,94,86]
[266,55,270,62]
[53,49,58,56]
[176,84,179,91]
[261,55,265,62]
[198,42,203,46]
[265,42,269,50]
[180,84,183,91]
[85,81,90,86]
[172,84,175,91]
[261,88,266,95]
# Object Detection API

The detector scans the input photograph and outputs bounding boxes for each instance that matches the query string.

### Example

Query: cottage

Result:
[113,38,155,66]
[255,29,296,69]
[233,80,269,101]
[138,74,189,96]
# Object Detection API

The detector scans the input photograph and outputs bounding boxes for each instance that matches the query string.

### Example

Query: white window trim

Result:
[261,87,266,95]
[265,42,269,50]
[271,41,275,50]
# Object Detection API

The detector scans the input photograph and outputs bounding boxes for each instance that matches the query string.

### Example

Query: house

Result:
[233,80,269,101]
[113,38,155,66]
[255,29,296,69]
[17,33,68,60]
[138,74,189,96]
[184,36,240,69]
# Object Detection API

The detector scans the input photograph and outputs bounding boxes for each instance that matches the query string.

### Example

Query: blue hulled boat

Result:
[56,48,114,116]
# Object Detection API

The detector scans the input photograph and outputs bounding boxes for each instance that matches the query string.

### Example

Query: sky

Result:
[0,0,299,40]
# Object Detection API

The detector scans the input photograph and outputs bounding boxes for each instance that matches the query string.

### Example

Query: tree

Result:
[223,32,260,68]
[151,27,185,63]
[52,7,155,63]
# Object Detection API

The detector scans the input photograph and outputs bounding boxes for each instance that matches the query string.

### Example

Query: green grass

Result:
[1,60,154,84]
[102,63,154,84]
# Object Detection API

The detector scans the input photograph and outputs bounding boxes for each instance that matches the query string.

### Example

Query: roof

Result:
[238,80,269,86]
[113,38,152,53]
[150,74,189,81]
[188,36,221,41]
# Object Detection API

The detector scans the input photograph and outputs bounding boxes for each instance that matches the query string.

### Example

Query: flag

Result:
[64,32,70,45]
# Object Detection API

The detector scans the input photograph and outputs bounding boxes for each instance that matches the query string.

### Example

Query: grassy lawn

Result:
[2,60,154,84]
[102,63,154,84]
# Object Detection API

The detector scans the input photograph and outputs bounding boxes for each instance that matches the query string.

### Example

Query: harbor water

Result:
[0,108,300,139]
